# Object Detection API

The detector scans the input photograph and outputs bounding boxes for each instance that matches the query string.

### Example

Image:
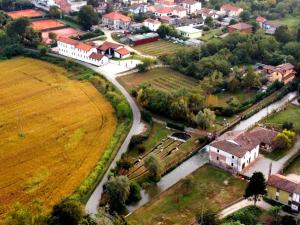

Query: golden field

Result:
[0,57,117,219]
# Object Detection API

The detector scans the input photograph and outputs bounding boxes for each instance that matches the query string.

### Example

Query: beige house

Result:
[263,63,296,85]
[102,12,131,30]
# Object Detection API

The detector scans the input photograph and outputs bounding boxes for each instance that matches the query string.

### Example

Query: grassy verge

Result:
[284,153,300,175]
[58,18,82,30]
[264,103,300,133]
[23,51,133,203]
[127,165,246,225]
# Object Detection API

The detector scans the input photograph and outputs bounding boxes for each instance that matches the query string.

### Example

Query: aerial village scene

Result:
[0,0,300,224]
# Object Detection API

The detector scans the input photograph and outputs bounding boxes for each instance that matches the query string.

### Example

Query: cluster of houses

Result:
[57,37,130,66]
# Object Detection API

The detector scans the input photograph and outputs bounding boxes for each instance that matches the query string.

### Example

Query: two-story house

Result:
[143,18,161,31]
[220,3,243,17]
[102,11,131,30]
[262,63,296,85]
[57,37,109,66]
[181,0,201,15]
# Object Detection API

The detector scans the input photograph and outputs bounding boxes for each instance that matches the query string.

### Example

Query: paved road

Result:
[243,138,300,178]
[219,199,272,218]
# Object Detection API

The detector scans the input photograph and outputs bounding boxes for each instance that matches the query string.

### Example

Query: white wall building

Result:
[181,0,201,15]
[176,26,202,39]
[57,37,109,66]
[143,18,161,31]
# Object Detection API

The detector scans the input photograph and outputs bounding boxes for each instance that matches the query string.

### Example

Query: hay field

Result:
[0,57,116,219]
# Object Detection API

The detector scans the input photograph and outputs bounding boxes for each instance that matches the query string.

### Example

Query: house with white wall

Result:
[102,11,131,30]
[208,127,277,173]
[143,18,161,31]
[181,0,201,15]
[219,3,243,17]
[57,37,109,66]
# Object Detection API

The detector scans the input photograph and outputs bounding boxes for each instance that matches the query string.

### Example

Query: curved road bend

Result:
[46,53,143,214]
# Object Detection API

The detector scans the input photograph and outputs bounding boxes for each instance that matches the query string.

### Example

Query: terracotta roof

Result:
[58,36,80,45]
[256,16,266,23]
[268,174,298,193]
[103,12,131,22]
[249,127,278,146]
[277,63,294,71]
[89,52,104,60]
[221,3,242,12]
[156,7,173,14]
[160,15,172,21]
[144,18,161,24]
[76,42,94,51]
[98,41,122,51]
[115,47,130,56]
[58,37,94,52]
[228,22,252,30]
[182,0,198,5]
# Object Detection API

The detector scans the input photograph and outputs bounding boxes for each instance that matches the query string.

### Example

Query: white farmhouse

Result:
[143,18,161,31]
[208,127,277,173]
[181,0,201,15]
[57,37,109,66]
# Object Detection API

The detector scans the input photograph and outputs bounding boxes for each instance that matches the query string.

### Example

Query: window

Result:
[217,150,219,153]
[275,195,279,201]
[217,157,219,161]
[231,163,233,166]
[232,156,234,159]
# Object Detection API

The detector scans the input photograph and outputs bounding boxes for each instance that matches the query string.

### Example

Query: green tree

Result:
[144,153,162,181]
[242,68,261,89]
[268,206,282,225]
[240,11,251,22]
[49,199,83,225]
[205,16,214,28]
[48,32,57,41]
[195,108,216,129]
[78,215,97,225]
[181,175,194,195]
[274,25,291,43]
[126,181,141,204]
[105,176,130,213]
[272,129,295,150]
[49,6,62,18]
[0,10,10,28]
[78,5,99,30]
[197,209,220,225]
[244,172,267,205]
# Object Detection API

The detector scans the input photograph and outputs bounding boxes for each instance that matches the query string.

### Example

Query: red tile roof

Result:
[7,9,43,19]
[76,42,94,51]
[268,174,298,193]
[89,52,104,60]
[256,16,266,23]
[221,3,242,12]
[103,12,131,22]
[115,47,130,56]
[156,7,173,14]
[58,37,94,52]
[98,41,122,51]
[144,18,161,24]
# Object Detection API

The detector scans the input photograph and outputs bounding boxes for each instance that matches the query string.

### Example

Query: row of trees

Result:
[161,28,300,80]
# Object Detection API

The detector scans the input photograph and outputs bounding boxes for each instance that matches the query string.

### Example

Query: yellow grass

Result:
[0,57,117,220]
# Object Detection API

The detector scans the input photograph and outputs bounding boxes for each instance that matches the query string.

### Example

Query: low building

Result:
[154,7,173,17]
[129,0,147,5]
[198,7,218,20]
[176,26,202,38]
[220,3,243,17]
[57,37,109,66]
[128,32,159,46]
[263,63,296,85]
[181,0,202,15]
[102,11,131,30]
[173,17,204,28]
[267,174,300,211]
[228,22,252,33]
[208,127,277,173]
[143,18,161,31]
[172,6,187,18]
[256,16,267,28]
[263,21,280,35]
[128,3,148,14]
[98,41,130,59]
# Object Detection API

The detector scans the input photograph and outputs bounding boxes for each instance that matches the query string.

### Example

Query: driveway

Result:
[243,138,300,178]
[98,60,140,77]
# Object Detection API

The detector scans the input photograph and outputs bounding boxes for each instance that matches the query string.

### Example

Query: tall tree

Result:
[105,176,130,213]
[49,6,62,18]
[274,25,291,43]
[0,10,10,28]
[78,5,99,30]
[244,172,267,205]
[144,153,162,181]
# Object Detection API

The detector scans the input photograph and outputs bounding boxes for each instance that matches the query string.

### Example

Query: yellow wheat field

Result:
[0,57,117,220]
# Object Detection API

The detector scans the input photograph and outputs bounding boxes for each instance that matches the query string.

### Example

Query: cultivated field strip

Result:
[0,57,116,220]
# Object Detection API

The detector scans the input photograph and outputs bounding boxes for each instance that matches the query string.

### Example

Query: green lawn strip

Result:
[264,103,300,133]
[58,18,82,30]
[223,206,263,224]
[134,40,185,56]
[127,165,246,225]
[261,148,291,161]
[284,154,300,175]
[215,90,257,106]
[271,15,300,29]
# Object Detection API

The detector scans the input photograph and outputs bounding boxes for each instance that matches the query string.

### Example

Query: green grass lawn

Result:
[127,165,246,225]
[117,67,198,93]
[284,154,300,175]
[262,148,291,161]
[272,15,300,29]
[58,18,82,30]
[264,103,300,133]
[133,40,186,57]
[200,28,223,42]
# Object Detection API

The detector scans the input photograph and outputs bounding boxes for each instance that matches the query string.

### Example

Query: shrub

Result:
[141,109,152,123]
[126,182,142,204]
[282,121,294,131]
[129,134,147,147]
[136,144,146,154]
[166,121,185,131]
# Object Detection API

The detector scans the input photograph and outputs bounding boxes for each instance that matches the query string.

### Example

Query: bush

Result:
[126,182,142,204]
[73,29,104,41]
[141,109,152,123]
[166,121,185,131]
[136,144,146,154]
[282,121,294,130]
[129,134,148,147]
